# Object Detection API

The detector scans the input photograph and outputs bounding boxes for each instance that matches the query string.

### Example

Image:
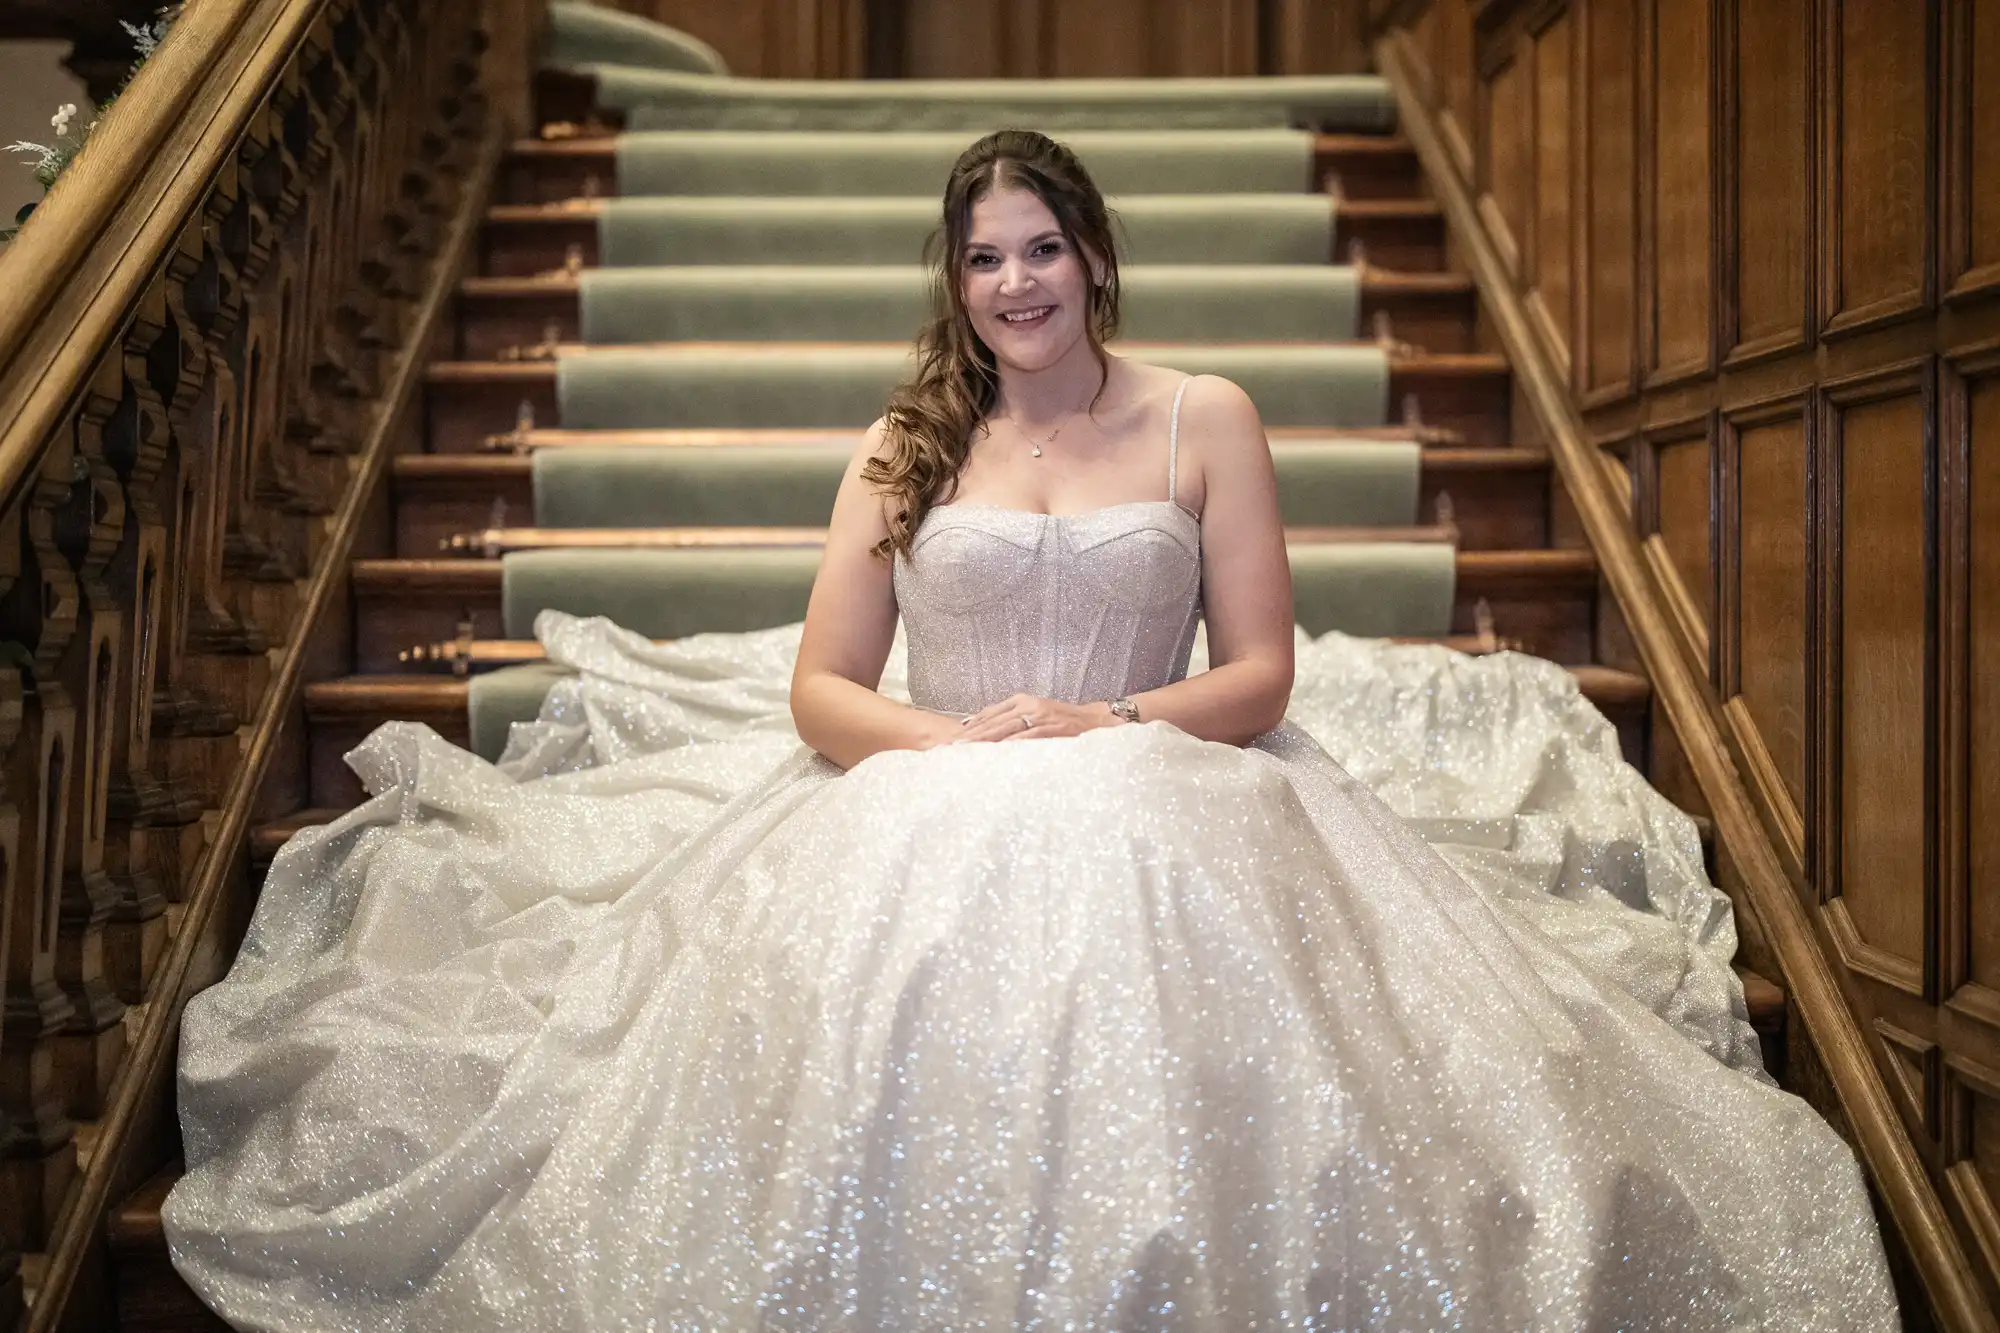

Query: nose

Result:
[996,254,1035,297]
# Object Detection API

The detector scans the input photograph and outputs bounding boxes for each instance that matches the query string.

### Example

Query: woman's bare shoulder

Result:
[1117,361,1261,428]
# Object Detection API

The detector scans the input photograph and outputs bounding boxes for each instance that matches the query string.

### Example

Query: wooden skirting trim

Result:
[1372,35,1996,1333]
[23,127,508,1333]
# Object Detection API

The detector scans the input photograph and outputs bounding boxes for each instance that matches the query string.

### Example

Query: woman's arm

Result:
[790,422,961,769]
[1123,375,1295,743]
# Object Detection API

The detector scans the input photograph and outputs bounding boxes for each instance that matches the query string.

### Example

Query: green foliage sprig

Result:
[3,7,182,242]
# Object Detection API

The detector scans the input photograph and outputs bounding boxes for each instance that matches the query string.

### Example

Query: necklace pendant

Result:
[1031,445,1042,458]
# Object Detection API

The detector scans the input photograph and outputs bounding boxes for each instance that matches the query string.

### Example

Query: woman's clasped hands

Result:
[951,692,1127,743]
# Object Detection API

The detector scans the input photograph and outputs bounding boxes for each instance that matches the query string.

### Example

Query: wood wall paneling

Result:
[1949,359,2000,1010]
[1436,0,1477,178]
[1877,1016,1943,1140]
[1266,0,1372,75]
[1528,7,1575,376]
[1945,350,2000,1296]
[900,0,1013,78]
[1046,0,1153,76]
[1722,0,1813,365]
[1819,0,1937,337]
[1381,1,2000,1321]
[1405,0,1439,104]
[1820,363,1935,999]
[1641,412,1717,673]
[612,0,1355,78]
[1481,47,1533,279]
[1942,0,2000,301]
[1724,395,1812,840]
[1580,0,1637,405]
[906,0,1270,79]
[1945,1056,2000,1305]
[1644,0,1716,386]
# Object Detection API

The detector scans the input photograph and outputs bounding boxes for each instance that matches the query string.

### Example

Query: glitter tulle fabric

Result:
[166,411,1898,1329]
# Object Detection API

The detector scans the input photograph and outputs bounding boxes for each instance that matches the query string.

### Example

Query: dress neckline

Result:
[926,497,1201,528]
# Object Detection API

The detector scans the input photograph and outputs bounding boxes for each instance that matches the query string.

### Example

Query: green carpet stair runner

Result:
[532,440,1422,531]
[545,1,728,77]
[543,4,1396,134]
[614,129,1319,197]
[579,265,1361,344]
[556,345,1390,430]
[595,195,1341,267]
[607,73,1396,134]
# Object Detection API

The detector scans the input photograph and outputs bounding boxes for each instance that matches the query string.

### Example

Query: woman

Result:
[166,131,1898,1330]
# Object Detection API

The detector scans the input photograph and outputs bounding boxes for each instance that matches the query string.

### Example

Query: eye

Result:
[965,253,998,268]
[1033,241,1064,258]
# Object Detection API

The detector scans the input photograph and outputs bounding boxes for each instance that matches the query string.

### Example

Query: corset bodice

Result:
[891,498,1202,714]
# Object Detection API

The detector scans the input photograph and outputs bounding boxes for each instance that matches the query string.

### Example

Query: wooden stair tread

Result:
[1312,133,1415,158]
[250,808,350,866]
[106,1167,175,1250]
[438,523,1458,556]
[484,196,1435,224]
[1740,971,1785,1026]
[508,131,1411,158]
[354,545,1588,586]
[392,445,1550,484]
[309,659,1649,715]
[426,424,1502,452]
[306,675,477,717]
[457,269,1474,298]
[424,348,1510,379]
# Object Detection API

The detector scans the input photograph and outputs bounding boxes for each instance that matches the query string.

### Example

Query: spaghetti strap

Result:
[1168,376,1192,507]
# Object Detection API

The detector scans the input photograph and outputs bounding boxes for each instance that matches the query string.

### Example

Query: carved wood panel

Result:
[1819,0,1936,338]
[1643,0,1714,386]
[1942,0,2000,302]
[1638,411,1715,673]
[1579,0,1636,405]
[1721,0,1812,365]
[1721,394,1811,833]
[1818,363,1934,1000]
[1528,7,1574,376]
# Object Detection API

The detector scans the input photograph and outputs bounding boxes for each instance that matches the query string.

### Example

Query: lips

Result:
[998,306,1055,327]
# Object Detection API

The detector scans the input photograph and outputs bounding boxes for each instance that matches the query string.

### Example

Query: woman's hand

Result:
[956,693,1120,743]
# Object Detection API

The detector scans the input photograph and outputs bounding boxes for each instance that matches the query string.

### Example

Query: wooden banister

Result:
[0,0,548,1325]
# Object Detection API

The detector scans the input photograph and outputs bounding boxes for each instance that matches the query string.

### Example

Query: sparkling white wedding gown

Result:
[166,397,1898,1329]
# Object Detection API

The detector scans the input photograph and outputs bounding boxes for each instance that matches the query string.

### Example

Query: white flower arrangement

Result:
[4,7,181,240]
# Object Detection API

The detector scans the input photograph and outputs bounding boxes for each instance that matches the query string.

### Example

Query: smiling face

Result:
[958,184,1106,374]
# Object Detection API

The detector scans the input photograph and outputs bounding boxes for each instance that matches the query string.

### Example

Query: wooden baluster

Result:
[51,354,133,1119]
[0,441,81,1251]
[0,499,25,1317]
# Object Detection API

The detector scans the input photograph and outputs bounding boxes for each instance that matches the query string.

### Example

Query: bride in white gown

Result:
[165,129,1899,1330]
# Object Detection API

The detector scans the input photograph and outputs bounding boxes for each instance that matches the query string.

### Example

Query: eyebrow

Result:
[965,230,1065,251]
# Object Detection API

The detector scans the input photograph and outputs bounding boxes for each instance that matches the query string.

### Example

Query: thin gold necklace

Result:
[1004,383,1100,458]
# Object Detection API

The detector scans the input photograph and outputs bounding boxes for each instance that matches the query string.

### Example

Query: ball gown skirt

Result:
[163,494,1899,1330]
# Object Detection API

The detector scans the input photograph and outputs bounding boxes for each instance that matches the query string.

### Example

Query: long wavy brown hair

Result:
[865,129,1124,559]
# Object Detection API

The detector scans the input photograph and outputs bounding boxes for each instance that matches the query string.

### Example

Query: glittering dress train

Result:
[164,391,1898,1330]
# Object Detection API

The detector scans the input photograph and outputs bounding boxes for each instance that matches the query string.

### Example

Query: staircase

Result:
[92,47,1790,1332]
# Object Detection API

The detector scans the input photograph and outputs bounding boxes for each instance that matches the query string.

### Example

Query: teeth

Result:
[1002,308,1052,323]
